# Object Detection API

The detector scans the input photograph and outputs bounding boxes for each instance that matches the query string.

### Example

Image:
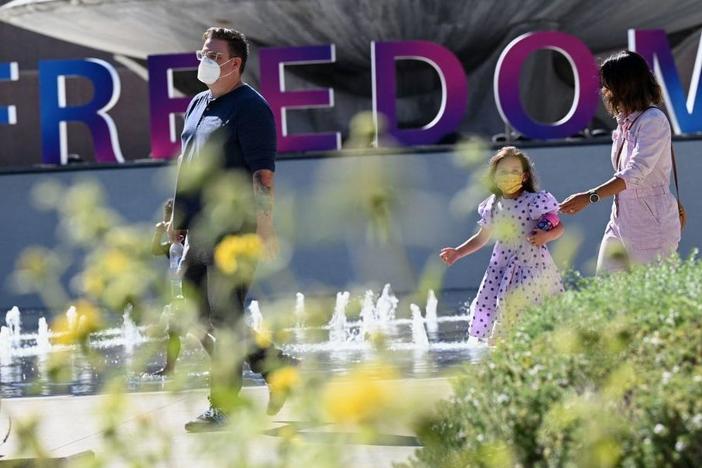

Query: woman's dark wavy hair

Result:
[600,50,662,115]
[486,146,539,197]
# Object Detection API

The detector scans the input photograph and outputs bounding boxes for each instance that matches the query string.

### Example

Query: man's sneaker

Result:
[151,366,173,377]
[184,401,228,432]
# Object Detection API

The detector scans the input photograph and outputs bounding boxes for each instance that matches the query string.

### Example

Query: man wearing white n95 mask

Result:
[168,27,298,431]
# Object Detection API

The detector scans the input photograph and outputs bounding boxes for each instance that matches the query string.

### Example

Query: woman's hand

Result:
[559,192,590,215]
[439,248,461,266]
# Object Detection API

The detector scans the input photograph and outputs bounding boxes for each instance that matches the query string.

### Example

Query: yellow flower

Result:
[54,300,103,345]
[214,238,238,274]
[102,249,130,276]
[214,242,239,274]
[76,300,103,333]
[323,363,400,425]
[240,233,263,257]
[268,366,300,395]
[214,234,263,274]
[254,327,272,348]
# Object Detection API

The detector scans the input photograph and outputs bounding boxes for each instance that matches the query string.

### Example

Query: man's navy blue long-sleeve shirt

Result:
[173,84,276,231]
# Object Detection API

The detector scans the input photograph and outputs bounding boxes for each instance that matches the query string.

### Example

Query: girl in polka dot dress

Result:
[440,147,565,342]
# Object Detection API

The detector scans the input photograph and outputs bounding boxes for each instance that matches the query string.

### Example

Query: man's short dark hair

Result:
[203,27,249,73]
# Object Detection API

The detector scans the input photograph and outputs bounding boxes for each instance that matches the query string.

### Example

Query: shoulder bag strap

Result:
[671,143,681,201]
[647,106,682,204]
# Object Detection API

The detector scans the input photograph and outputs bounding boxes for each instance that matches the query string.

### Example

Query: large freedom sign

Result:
[1,29,701,164]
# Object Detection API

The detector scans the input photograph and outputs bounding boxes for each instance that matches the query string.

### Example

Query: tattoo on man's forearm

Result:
[253,171,274,216]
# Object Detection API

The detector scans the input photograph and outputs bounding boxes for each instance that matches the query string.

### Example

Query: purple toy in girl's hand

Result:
[536,212,560,231]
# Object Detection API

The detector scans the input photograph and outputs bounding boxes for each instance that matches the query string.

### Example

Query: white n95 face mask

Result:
[197,57,222,85]
[197,56,236,85]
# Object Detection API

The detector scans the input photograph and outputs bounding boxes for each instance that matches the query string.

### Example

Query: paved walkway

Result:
[0,377,452,467]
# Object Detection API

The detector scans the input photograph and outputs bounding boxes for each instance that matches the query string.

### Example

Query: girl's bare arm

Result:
[455,226,492,258]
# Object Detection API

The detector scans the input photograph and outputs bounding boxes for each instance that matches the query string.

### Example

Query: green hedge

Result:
[406,255,702,467]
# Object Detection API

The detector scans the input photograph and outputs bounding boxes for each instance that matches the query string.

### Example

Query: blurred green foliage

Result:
[406,254,702,468]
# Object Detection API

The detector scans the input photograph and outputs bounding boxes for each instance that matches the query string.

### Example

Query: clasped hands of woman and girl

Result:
[440,50,683,343]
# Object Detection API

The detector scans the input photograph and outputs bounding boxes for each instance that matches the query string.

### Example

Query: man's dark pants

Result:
[181,241,283,411]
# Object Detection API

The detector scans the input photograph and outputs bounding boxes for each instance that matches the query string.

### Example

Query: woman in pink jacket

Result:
[560,50,680,273]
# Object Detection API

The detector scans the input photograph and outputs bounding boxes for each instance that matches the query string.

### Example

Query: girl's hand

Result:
[439,248,461,266]
[527,229,550,247]
[559,192,589,215]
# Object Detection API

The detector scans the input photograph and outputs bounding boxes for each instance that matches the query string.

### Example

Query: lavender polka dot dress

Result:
[468,191,564,339]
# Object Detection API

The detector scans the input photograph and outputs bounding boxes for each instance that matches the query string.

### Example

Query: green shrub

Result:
[406,255,702,468]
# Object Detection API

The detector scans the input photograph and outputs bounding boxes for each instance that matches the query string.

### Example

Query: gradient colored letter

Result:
[630,29,702,134]
[147,53,199,159]
[39,59,123,164]
[494,31,599,139]
[372,41,467,146]
[259,45,339,153]
[0,62,18,125]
